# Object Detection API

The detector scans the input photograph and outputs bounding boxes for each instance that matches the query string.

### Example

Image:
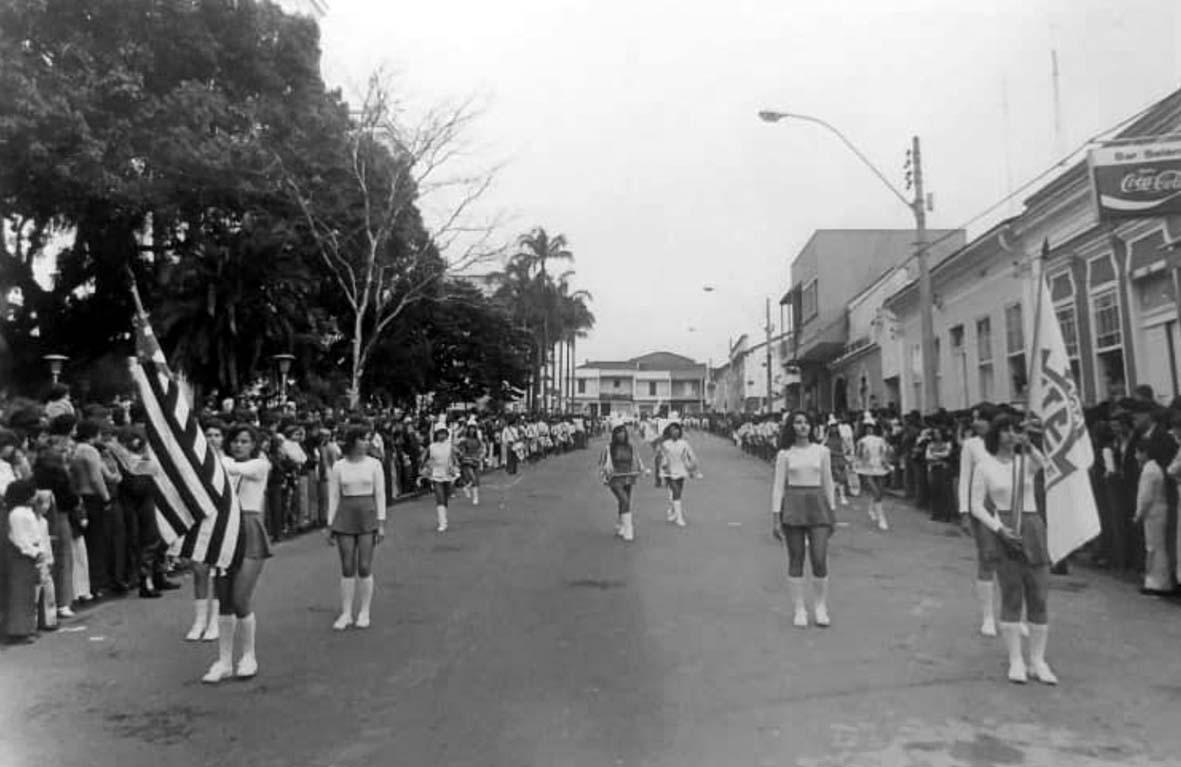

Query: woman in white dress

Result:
[855,420,892,531]
[772,411,837,628]
[1136,439,1175,595]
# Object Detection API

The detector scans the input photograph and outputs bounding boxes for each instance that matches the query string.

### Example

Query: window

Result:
[979,363,994,400]
[577,379,586,394]
[613,379,621,389]
[949,325,964,351]
[1093,288,1122,350]
[1091,285,1126,399]
[1055,305,1082,389]
[648,381,657,396]
[801,279,818,322]
[976,317,992,363]
[1004,303,1026,399]
[1005,303,1024,355]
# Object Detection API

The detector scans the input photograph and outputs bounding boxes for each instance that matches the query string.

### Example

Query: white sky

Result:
[317,0,1181,366]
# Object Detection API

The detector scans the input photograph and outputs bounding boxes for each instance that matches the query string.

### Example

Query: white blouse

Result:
[969,449,1044,532]
[328,456,387,524]
[8,505,44,560]
[223,456,271,512]
[771,444,836,514]
[956,435,987,514]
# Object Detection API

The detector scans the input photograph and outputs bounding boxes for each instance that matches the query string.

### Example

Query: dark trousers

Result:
[506,448,519,475]
[122,490,163,588]
[927,464,953,521]
[82,495,127,592]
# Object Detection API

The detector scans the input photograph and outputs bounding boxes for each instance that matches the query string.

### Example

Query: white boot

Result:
[1028,624,1058,685]
[356,576,374,628]
[666,492,676,522]
[837,486,849,507]
[673,500,686,527]
[867,501,879,523]
[436,505,448,533]
[471,487,480,506]
[876,502,889,531]
[462,484,472,499]
[186,599,209,641]
[999,621,1027,683]
[620,512,635,542]
[200,599,220,641]
[235,613,258,678]
[334,578,355,630]
[788,577,808,628]
[813,577,831,627]
[201,615,236,683]
[976,580,997,637]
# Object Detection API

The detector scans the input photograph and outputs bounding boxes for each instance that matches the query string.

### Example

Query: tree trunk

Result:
[349,320,364,410]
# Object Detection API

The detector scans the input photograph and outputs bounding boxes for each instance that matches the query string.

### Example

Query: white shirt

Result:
[957,435,987,514]
[771,444,836,514]
[223,456,270,512]
[969,450,1044,531]
[8,505,44,559]
[328,456,387,524]
[658,439,699,479]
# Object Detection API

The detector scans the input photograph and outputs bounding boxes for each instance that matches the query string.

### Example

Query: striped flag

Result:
[128,308,241,570]
[1028,260,1100,563]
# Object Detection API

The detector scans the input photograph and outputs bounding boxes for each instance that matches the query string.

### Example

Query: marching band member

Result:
[655,416,702,527]
[599,424,647,541]
[186,420,225,641]
[771,411,836,628]
[203,424,272,683]
[969,414,1057,685]
[456,419,485,506]
[421,419,460,533]
[326,426,386,630]
[957,404,1001,637]
[855,417,892,531]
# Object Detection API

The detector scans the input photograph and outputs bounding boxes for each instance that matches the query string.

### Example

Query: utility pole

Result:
[912,136,938,411]
[765,296,774,414]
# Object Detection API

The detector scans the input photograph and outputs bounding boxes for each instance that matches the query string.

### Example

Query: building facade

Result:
[574,352,707,417]
[882,87,1181,411]
[781,229,965,412]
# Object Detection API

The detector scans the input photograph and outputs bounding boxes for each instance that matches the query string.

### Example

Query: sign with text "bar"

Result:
[1089,137,1181,220]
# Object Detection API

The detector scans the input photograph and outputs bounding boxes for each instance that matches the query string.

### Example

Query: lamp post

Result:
[43,354,69,385]
[758,110,937,412]
[272,353,295,403]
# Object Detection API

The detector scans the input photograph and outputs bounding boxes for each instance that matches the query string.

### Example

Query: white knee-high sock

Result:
[334,578,355,629]
[238,613,256,661]
[436,505,448,529]
[216,615,236,668]
[187,599,209,640]
[356,576,374,626]
[976,579,997,635]
[788,577,808,625]
[202,599,221,640]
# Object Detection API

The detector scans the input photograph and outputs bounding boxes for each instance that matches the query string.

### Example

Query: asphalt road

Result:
[3,433,1181,767]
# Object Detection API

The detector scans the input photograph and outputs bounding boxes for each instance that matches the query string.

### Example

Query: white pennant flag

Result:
[1028,276,1101,563]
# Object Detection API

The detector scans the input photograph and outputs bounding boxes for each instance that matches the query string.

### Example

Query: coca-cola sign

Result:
[1090,138,1181,219]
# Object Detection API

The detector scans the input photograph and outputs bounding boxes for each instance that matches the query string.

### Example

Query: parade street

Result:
[3,435,1181,767]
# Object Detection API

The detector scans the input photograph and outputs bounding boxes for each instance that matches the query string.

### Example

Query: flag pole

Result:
[125,265,149,320]
[1018,239,1050,537]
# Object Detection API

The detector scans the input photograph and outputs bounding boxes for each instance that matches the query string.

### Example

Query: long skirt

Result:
[4,544,38,638]
[71,535,91,600]
[1143,507,1175,592]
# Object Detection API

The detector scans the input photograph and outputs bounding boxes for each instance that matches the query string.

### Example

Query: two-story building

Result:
[882,86,1181,411]
[574,351,708,417]
[781,229,965,412]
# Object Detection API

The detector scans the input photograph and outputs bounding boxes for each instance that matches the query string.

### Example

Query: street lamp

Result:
[43,354,69,385]
[272,353,295,402]
[758,109,938,411]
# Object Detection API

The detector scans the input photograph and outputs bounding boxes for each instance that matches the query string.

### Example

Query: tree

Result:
[0,0,338,392]
[278,72,500,408]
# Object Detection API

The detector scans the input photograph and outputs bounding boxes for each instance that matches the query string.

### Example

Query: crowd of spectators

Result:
[710,383,1181,598]
[1,382,600,644]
